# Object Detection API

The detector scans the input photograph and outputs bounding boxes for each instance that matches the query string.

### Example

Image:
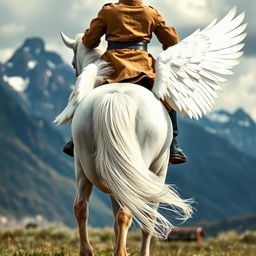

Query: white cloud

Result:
[69,0,115,25]
[165,0,210,24]
[144,0,222,27]
[0,23,26,36]
[0,48,14,62]
[0,0,44,17]
[213,57,256,120]
[71,0,100,10]
[46,42,74,65]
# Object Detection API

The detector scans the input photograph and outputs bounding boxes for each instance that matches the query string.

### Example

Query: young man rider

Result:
[64,0,187,164]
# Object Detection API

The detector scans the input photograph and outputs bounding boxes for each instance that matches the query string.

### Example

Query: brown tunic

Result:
[82,0,179,84]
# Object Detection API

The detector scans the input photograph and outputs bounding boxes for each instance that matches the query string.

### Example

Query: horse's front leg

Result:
[74,158,94,256]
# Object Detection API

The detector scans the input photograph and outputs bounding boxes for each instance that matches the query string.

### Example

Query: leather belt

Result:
[107,41,148,51]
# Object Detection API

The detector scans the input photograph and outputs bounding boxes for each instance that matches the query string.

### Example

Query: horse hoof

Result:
[79,250,94,256]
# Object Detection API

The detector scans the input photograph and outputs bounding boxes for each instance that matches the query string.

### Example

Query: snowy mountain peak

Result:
[185,108,256,158]
[207,111,231,123]
[3,37,65,79]
[22,37,45,54]
[206,109,255,128]
[0,37,74,124]
[3,75,29,92]
[233,108,253,122]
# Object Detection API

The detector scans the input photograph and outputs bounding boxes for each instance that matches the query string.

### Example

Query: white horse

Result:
[55,33,192,256]
[55,7,245,255]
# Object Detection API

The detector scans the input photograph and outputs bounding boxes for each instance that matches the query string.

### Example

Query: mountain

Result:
[166,119,256,224]
[0,37,74,138]
[0,81,113,227]
[184,109,256,158]
[198,214,256,237]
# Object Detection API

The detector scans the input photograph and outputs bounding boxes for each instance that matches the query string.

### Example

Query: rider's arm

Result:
[82,7,107,49]
[153,10,179,50]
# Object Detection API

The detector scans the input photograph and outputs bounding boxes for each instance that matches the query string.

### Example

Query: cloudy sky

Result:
[0,0,255,120]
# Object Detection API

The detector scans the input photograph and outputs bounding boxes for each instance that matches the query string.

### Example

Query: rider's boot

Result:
[169,110,187,164]
[63,139,74,157]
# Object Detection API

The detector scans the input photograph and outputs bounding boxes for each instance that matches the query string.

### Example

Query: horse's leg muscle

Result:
[140,151,169,256]
[140,230,152,256]
[110,196,119,251]
[74,158,93,256]
[111,198,132,256]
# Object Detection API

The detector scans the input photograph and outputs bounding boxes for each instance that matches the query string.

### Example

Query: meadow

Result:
[0,225,256,256]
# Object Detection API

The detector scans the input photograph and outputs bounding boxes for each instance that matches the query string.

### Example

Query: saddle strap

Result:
[107,41,148,51]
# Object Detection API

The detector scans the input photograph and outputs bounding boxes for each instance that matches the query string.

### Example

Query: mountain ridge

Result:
[198,213,256,237]
[0,37,74,137]
[184,108,256,158]
[0,80,113,227]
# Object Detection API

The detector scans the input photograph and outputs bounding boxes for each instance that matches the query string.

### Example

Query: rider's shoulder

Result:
[102,3,117,11]
[103,3,113,8]
[100,3,115,13]
[145,5,158,16]
[145,5,158,14]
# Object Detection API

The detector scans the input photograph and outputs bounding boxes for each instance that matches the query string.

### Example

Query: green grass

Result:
[0,226,256,256]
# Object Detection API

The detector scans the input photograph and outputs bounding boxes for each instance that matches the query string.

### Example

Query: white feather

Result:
[152,7,246,119]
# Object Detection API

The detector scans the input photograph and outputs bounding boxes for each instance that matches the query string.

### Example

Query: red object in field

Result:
[167,227,204,242]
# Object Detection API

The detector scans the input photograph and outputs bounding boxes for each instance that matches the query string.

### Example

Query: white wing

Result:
[152,7,247,119]
[54,60,112,126]
[53,63,98,125]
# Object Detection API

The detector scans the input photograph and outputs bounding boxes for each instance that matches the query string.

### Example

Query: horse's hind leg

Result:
[140,152,169,256]
[111,196,132,256]
[74,158,94,256]
[140,230,152,256]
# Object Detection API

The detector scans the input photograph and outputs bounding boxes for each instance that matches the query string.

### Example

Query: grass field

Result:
[0,225,256,256]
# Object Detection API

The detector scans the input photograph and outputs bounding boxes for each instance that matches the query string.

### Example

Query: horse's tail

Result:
[93,91,193,239]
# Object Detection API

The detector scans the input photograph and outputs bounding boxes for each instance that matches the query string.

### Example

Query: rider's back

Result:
[83,2,173,44]
[82,0,179,84]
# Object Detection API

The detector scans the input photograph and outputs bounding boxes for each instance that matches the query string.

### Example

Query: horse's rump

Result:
[72,84,192,238]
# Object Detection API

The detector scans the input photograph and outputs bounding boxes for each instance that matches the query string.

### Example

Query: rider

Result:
[64,0,187,164]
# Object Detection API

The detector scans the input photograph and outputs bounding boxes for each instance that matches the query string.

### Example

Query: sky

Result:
[0,0,255,120]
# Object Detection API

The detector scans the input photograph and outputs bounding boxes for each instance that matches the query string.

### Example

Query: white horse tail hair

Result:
[93,91,193,239]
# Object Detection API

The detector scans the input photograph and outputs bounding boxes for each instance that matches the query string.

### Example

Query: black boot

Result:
[63,140,74,157]
[170,137,187,164]
[169,110,187,164]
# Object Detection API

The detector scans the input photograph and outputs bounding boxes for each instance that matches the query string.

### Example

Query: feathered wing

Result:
[152,7,247,119]
[53,60,111,126]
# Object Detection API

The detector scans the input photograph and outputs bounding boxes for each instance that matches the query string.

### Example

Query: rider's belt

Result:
[107,41,148,51]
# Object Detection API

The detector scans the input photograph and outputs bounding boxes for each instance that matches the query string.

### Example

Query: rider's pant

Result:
[169,110,178,137]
